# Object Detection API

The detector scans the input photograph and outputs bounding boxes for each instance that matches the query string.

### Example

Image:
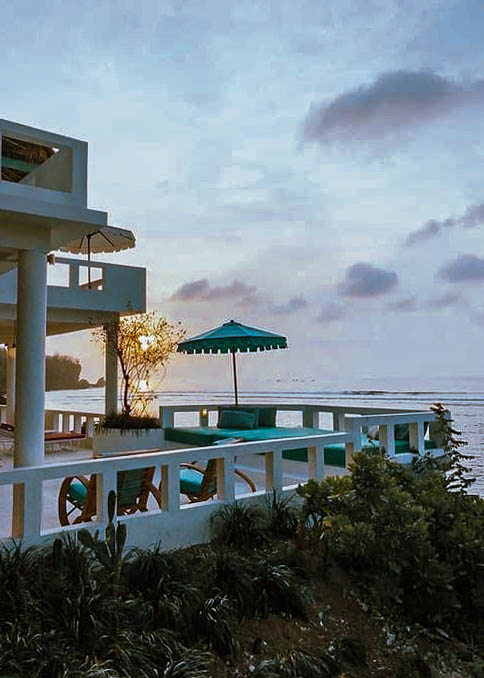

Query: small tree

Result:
[93,312,185,417]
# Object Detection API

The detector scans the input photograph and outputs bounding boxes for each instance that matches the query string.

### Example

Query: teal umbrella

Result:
[177,319,288,405]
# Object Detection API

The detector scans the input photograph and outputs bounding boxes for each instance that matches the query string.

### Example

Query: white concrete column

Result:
[14,250,47,467]
[5,345,16,425]
[104,321,119,415]
[12,250,47,538]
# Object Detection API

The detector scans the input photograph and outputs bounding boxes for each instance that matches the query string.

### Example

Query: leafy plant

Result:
[93,312,185,417]
[78,490,128,593]
[297,439,484,641]
[251,650,340,678]
[414,402,475,492]
[97,412,160,431]
[210,501,267,549]
[265,489,300,538]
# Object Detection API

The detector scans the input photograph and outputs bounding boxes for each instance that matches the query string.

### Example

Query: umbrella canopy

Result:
[59,225,136,256]
[59,226,136,286]
[177,320,288,404]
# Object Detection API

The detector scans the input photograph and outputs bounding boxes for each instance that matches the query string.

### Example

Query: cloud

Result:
[426,292,463,308]
[317,303,345,323]
[170,278,257,301]
[437,254,484,282]
[388,296,418,312]
[303,70,484,144]
[272,296,308,314]
[406,203,484,246]
[338,263,398,297]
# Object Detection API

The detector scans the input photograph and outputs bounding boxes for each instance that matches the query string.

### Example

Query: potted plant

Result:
[92,312,185,455]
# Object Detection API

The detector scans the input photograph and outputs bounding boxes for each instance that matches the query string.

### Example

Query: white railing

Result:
[0,430,357,549]
[44,409,102,440]
[159,402,442,459]
[0,405,101,440]
[0,256,146,314]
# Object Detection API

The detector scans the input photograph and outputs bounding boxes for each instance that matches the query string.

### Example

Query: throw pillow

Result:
[218,409,256,429]
[217,406,259,428]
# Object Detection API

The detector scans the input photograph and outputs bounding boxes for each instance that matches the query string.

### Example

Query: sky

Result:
[3,0,484,390]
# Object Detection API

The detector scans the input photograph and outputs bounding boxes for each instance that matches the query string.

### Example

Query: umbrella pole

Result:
[231,349,239,405]
[87,235,92,289]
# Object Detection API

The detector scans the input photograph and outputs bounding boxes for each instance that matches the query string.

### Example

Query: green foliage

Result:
[97,413,160,431]
[414,402,475,492]
[265,490,300,538]
[210,501,268,549]
[251,650,341,678]
[93,312,185,417]
[46,353,83,391]
[78,491,128,593]
[297,439,484,641]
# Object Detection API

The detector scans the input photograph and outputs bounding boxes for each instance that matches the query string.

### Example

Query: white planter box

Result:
[92,428,165,456]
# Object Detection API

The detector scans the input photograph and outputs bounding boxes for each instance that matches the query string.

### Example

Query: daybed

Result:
[163,407,437,468]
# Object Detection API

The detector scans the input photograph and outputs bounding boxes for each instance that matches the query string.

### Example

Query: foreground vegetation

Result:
[0,407,482,676]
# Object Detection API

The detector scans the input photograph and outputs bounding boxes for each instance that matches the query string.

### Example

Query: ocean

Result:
[46,377,484,496]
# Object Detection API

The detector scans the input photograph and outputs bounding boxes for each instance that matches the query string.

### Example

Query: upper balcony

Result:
[0,256,146,342]
[0,119,110,269]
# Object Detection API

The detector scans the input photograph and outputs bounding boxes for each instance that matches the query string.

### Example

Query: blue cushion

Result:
[218,409,256,429]
[180,468,204,495]
[68,480,88,504]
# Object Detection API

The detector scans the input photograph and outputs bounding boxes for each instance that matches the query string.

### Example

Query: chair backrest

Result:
[199,459,218,499]
[117,467,156,510]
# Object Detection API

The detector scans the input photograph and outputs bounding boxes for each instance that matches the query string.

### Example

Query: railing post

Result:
[217,455,235,502]
[379,424,395,457]
[85,417,95,438]
[302,406,319,428]
[308,444,324,481]
[160,407,174,429]
[23,478,43,537]
[265,448,283,492]
[96,466,117,524]
[333,411,346,431]
[68,261,79,288]
[161,463,180,513]
[409,421,425,455]
[11,477,42,538]
[344,416,361,466]
[62,413,70,432]
[73,414,82,433]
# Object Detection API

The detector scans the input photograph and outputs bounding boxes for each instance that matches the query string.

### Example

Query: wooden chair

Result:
[58,467,161,525]
[178,458,257,502]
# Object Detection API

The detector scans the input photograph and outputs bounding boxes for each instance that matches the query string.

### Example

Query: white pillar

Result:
[105,321,118,415]
[6,345,16,425]
[12,250,47,538]
[14,250,47,467]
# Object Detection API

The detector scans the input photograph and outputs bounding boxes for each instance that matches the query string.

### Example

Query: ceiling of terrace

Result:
[1,136,55,183]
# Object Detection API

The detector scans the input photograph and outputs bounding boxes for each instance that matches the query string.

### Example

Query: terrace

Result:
[0,401,445,550]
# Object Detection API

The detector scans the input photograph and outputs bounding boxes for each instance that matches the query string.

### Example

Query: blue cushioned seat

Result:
[68,480,88,503]
[180,468,204,495]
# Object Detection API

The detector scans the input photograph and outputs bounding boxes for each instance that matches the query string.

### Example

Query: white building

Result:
[0,119,145,536]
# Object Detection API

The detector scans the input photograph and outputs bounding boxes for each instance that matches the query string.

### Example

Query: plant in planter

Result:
[92,312,185,452]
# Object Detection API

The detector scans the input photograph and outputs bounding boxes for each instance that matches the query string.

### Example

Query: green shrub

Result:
[265,490,300,538]
[296,416,484,641]
[251,649,340,677]
[210,501,267,549]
